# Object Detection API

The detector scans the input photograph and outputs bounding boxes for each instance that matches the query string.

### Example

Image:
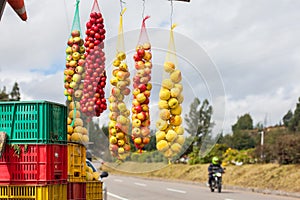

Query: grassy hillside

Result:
[102,162,300,194]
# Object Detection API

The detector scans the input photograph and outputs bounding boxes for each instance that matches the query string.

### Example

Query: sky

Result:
[1,0,300,135]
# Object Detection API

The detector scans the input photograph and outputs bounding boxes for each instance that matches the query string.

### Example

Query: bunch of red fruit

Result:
[131,42,153,150]
[80,11,107,117]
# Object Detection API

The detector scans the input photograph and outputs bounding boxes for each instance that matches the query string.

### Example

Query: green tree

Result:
[283,110,293,127]
[230,113,256,150]
[232,113,253,131]
[231,131,256,150]
[288,97,300,132]
[144,131,156,151]
[9,82,21,101]
[184,98,213,156]
[0,86,9,101]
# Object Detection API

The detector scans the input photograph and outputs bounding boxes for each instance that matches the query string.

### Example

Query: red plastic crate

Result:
[67,182,86,200]
[0,144,67,185]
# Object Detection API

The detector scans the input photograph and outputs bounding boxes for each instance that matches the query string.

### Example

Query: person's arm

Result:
[208,164,213,174]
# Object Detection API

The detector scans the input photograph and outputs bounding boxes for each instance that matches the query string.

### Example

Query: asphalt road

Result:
[104,175,299,200]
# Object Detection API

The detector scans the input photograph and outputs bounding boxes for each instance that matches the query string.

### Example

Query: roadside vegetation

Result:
[102,162,300,193]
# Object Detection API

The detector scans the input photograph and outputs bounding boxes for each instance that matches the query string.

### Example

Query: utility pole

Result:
[260,130,264,162]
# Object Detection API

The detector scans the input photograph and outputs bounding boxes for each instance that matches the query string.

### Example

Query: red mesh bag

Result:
[80,0,107,118]
[131,16,153,152]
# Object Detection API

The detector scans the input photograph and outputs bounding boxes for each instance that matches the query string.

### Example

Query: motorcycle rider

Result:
[208,156,224,187]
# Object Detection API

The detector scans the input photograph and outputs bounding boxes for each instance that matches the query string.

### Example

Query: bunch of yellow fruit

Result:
[108,51,131,160]
[67,101,89,143]
[85,165,100,181]
[156,61,185,159]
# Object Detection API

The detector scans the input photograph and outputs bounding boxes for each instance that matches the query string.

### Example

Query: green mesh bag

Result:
[70,0,82,36]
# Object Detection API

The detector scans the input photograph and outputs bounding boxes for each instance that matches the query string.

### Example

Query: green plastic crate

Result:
[0,101,67,144]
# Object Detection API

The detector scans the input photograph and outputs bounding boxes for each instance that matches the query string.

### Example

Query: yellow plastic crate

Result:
[86,181,103,200]
[0,184,67,200]
[67,142,86,182]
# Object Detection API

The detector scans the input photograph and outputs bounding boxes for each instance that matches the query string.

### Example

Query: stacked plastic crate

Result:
[67,141,87,200]
[0,101,68,200]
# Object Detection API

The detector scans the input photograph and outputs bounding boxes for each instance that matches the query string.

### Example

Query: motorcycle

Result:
[210,168,225,193]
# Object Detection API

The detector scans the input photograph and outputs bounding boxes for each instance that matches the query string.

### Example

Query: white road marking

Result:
[166,188,187,194]
[225,199,234,200]
[134,182,147,187]
[107,192,129,200]
[114,179,124,182]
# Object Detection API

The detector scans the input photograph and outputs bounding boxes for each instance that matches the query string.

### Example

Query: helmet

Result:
[212,156,219,165]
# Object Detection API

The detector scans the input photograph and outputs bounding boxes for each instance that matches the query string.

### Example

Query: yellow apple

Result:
[117,51,126,61]
[159,109,171,120]
[174,83,183,92]
[156,118,168,131]
[119,63,128,71]
[170,115,182,126]
[156,140,169,152]
[132,127,141,137]
[158,100,169,109]
[171,105,182,115]
[118,147,125,154]
[174,126,184,135]
[159,88,171,101]
[164,61,175,73]
[171,143,182,153]
[110,136,117,144]
[143,42,151,50]
[156,130,166,142]
[108,120,117,129]
[113,59,121,67]
[162,79,174,90]
[134,137,142,145]
[132,119,142,128]
[116,132,125,139]
[164,149,174,158]
[117,139,125,147]
[168,98,179,109]
[166,129,177,142]
[170,87,181,98]
[170,70,182,83]
[143,51,152,61]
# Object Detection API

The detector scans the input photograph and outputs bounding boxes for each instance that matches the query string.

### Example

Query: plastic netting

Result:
[108,8,132,161]
[131,16,152,152]
[117,8,126,53]
[156,24,185,164]
[137,16,151,45]
[71,0,81,35]
[165,24,178,66]
[91,0,101,13]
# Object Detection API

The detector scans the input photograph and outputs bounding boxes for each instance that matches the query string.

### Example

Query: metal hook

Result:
[120,0,126,15]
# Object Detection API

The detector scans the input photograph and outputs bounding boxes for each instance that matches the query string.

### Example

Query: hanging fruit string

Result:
[108,4,131,161]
